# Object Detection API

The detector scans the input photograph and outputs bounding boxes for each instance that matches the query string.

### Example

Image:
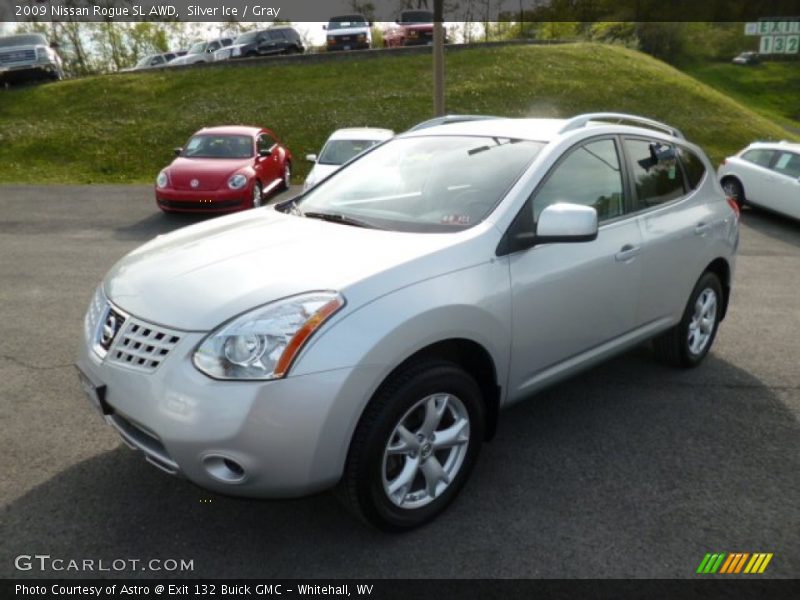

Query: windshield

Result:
[182,135,253,159]
[401,11,433,23]
[187,41,206,55]
[236,31,259,44]
[297,135,544,233]
[318,139,384,165]
[0,34,47,47]
[328,16,367,29]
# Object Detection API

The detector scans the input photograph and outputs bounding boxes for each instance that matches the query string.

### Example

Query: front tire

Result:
[339,360,485,531]
[653,272,723,368]
[251,181,263,208]
[721,177,745,209]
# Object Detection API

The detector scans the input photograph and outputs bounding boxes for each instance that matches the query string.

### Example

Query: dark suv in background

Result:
[217,27,304,60]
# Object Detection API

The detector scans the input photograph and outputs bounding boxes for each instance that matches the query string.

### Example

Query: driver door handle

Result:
[615,244,641,262]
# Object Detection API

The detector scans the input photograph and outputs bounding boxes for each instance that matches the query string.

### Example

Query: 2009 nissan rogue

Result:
[77,114,739,530]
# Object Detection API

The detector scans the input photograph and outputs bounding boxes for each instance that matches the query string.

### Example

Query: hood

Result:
[104,208,475,331]
[304,163,340,189]
[166,157,251,191]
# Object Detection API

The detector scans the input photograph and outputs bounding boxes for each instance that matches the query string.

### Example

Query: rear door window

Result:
[771,152,800,179]
[624,139,685,209]
[677,146,707,190]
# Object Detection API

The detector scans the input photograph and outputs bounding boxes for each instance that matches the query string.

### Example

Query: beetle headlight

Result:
[156,170,169,188]
[193,292,345,380]
[228,173,248,190]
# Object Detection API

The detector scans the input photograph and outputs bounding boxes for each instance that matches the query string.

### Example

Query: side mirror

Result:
[258,148,272,158]
[322,24,327,30]
[305,154,317,162]
[173,147,183,156]
[395,19,400,24]
[536,203,598,243]
[49,41,60,49]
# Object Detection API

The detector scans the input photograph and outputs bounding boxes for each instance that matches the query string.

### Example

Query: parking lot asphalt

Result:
[1,184,798,579]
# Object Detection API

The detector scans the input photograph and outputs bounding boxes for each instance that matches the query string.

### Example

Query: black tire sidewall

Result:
[354,362,485,531]
[678,272,723,366]
[252,182,262,208]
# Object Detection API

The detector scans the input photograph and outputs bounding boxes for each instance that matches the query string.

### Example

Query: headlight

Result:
[156,170,169,188]
[303,178,315,191]
[228,173,248,190]
[193,291,345,380]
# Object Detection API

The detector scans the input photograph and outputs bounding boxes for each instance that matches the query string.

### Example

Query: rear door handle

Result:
[695,222,713,235]
[615,244,641,262]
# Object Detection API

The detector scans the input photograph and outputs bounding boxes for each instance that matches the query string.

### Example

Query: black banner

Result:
[2,0,800,23]
[4,579,800,600]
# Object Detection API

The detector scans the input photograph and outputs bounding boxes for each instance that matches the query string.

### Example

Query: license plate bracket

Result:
[76,367,112,415]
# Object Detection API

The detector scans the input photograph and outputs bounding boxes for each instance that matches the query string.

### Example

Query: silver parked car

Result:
[77,113,739,530]
[718,141,800,221]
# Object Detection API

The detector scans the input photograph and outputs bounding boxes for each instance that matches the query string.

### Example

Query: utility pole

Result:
[433,0,445,116]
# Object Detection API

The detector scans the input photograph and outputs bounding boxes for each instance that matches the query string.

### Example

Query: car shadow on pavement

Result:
[113,212,216,241]
[740,206,800,250]
[3,349,798,579]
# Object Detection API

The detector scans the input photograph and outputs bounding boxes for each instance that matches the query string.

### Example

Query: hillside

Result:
[0,43,796,184]
[681,60,800,132]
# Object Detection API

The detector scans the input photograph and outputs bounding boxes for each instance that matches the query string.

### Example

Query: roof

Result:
[197,126,264,136]
[746,140,800,152]
[402,115,688,144]
[402,118,568,142]
[328,127,394,141]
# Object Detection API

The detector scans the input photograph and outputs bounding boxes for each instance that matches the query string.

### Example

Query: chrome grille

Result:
[108,318,181,372]
[0,49,36,64]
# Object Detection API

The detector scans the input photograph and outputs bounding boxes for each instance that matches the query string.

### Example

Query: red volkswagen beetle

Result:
[155,126,293,213]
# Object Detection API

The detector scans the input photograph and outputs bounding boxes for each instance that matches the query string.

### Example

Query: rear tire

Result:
[338,360,485,531]
[653,272,723,368]
[281,162,291,191]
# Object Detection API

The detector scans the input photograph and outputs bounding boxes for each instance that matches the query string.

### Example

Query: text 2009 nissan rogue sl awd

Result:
[77,114,739,530]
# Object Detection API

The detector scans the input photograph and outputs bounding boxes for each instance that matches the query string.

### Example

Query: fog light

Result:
[202,455,247,483]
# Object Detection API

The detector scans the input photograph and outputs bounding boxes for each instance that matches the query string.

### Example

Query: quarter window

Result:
[741,148,776,168]
[677,146,706,190]
[771,152,800,179]
[532,139,625,222]
[625,139,685,208]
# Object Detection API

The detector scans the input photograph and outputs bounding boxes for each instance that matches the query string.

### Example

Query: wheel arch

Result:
[704,257,732,320]
[372,338,501,442]
[720,174,745,198]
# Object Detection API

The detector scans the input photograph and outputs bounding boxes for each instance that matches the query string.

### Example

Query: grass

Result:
[680,60,800,133]
[0,43,797,184]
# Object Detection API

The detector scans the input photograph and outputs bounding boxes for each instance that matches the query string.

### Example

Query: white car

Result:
[167,37,233,66]
[719,141,800,220]
[303,128,394,191]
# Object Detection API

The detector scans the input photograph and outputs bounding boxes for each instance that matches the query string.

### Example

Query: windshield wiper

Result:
[302,211,382,229]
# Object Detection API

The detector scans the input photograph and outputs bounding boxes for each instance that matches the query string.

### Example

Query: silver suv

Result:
[0,33,63,83]
[78,113,739,530]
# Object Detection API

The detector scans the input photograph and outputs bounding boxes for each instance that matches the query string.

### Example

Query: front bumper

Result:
[0,63,60,80]
[155,187,249,213]
[327,39,370,51]
[77,325,381,497]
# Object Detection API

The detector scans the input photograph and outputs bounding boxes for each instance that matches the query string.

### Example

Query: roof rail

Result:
[559,113,684,139]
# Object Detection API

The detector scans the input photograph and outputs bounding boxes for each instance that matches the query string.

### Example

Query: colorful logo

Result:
[696,552,773,574]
